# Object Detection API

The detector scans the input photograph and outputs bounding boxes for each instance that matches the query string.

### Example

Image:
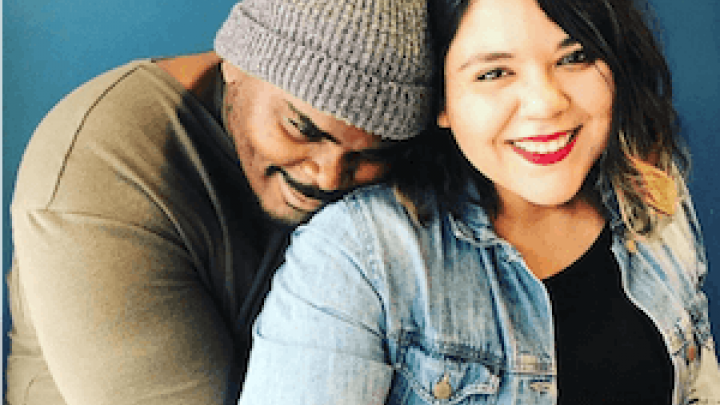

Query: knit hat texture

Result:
[214,0,434,140]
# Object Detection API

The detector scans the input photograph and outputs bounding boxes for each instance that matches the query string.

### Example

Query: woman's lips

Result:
[510,127,580,165]
[517,131,568,142]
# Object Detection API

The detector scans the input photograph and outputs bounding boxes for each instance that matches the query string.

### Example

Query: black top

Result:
[543,225,674,404]
[211,67,294,378]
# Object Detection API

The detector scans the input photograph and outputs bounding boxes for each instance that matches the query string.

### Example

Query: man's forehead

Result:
[222,68,391,151]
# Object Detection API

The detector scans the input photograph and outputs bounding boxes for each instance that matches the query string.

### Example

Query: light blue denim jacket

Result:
[239,183,720,405]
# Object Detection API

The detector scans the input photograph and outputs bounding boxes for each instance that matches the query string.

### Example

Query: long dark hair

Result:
[392,0,690,236]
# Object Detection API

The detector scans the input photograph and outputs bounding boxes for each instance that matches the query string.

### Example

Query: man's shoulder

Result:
[52,60,143,107]
[53,53,220,112]
[33,54,217,139]
[155,52,222,104]
[13,55,227,214]
[38,59,177,127]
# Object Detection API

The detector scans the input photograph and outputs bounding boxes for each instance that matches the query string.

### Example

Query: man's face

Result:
[221,62,390,225]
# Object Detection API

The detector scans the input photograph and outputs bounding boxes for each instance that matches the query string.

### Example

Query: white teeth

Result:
[512,132,572,154]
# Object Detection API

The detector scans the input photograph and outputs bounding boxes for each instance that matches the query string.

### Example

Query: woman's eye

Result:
[476,68,509,81]
[558,49,589,66]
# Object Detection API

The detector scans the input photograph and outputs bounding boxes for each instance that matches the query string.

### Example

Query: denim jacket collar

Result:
[448,180,626,245]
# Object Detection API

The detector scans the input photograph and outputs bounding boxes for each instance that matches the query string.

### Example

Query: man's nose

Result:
[302,146,345,192]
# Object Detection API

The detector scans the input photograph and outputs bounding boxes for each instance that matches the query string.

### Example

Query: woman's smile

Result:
[509,126,580,165]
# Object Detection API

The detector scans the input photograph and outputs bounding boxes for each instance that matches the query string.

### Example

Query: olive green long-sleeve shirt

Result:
[6,60,290,405]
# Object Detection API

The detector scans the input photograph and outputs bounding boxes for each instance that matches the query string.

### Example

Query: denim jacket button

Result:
[433,373,452,400]
[625,238,637,253]
[529,381,554,393]
[688,345,697,362]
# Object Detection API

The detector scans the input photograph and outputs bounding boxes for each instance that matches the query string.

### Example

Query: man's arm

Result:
[13,209,239,405]
[8,56,239,405]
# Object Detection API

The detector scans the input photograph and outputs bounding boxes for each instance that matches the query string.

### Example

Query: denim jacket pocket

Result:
[388,332,501,405]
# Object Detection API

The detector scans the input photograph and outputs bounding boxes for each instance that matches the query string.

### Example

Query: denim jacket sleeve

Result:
[680,189,720,401]
[688,337,720,402]
[238,197,393,405]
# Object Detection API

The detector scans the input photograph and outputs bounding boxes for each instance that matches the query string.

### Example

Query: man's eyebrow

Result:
[458,37,581,72]
[286,101,339,144]
[286,101,390,154]
[348,139,404,162]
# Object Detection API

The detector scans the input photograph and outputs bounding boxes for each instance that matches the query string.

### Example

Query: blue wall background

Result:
[3,0,720,396]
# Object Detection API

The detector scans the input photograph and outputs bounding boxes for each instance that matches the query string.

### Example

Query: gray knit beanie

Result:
[214,0,434,140]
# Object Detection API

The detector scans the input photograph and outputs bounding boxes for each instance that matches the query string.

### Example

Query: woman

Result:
[238,0,720,403]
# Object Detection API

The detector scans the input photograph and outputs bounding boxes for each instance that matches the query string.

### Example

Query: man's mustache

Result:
[266,166,346,203]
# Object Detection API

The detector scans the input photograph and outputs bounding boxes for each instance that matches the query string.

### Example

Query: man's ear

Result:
[220,61,242,84]
[437,108,450,128]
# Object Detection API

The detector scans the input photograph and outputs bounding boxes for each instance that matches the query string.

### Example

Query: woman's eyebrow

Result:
[459,52,514,72]
[458,37,580,72]
[558,37,580,49]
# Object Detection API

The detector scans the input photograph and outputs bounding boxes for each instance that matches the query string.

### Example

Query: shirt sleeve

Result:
[9,62,240,405]
[12,208,240,405]
[238,200,394,405]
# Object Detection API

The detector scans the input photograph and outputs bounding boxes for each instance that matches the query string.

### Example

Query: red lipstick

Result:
[519,132,566,142]
[511,130,578,166]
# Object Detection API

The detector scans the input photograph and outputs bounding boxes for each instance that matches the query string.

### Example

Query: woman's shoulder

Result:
[305,184,439,234]
[289,184,442,268]
[655,186,707,278]
[306,184,391,222]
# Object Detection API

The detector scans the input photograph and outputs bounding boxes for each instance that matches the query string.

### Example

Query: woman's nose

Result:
[520,73,570,120]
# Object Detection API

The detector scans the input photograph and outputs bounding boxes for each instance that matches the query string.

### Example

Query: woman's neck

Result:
[492,189,607,280]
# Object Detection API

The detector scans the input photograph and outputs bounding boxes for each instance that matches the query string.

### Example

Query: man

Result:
[5,0,434,404]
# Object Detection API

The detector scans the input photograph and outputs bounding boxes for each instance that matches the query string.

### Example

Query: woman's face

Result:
[439,0,614,210]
